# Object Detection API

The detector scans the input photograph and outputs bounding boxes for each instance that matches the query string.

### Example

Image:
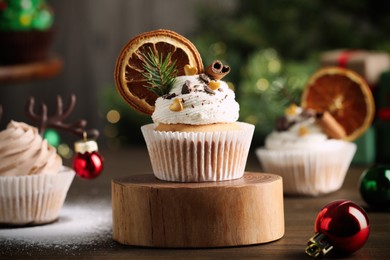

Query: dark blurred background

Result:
[0,0,209,150]
[1,0,389,162]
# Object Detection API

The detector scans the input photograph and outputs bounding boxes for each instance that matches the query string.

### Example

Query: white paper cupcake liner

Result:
[0,167,75,225]
[141,122,255,182]
[256,140,356,196]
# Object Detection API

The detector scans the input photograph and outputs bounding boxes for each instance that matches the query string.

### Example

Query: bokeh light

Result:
[58,143,73,159]
[268,59,281,73]
[256,78,269,92]
[106,109,121,124]
[104,124,118,138]
[44,129,60,148]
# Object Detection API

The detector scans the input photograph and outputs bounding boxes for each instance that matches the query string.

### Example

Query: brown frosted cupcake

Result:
[0,121,74,225]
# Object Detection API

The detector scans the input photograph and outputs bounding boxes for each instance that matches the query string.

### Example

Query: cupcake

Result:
[0,0,54,64]
[142,73,254,182]
[256,104,356,196]
[257,66,375,196]
[115,29,254,182]
[0,121,75,225]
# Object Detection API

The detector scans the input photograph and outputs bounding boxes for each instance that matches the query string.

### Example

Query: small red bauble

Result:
[306,200,370,257]
[73,139,104,179]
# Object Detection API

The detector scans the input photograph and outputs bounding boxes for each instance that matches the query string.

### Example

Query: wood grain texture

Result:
[112,172,284,248]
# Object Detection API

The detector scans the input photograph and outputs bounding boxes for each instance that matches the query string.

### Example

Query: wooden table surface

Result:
[1,147,389,259]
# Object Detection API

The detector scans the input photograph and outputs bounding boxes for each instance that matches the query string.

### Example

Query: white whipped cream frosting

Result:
[152,75,239,125]
[265,106,328,150]
[0,121,62,176]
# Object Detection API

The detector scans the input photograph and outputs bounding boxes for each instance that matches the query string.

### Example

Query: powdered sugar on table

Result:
[0,200,113,255]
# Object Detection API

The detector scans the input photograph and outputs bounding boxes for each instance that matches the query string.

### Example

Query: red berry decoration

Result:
[305,200,370,257]
[73,137,104,179]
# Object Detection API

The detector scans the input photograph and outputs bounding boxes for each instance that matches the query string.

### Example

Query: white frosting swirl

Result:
[152,75,239,125]
[265,106,328,150]
[0,121,62,176]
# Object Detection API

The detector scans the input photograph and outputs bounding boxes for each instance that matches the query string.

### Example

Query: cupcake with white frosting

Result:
[256,104,356,196]
[114,30,254,182]
[0,121,75,225]
[142,72,254,182]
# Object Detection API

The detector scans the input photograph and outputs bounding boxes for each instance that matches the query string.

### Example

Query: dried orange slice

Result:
[114,29,204,115]
[301,67,375,141]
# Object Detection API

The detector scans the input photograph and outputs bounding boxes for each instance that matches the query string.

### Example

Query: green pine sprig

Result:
[141,48,177,96]
[271,83,301,106]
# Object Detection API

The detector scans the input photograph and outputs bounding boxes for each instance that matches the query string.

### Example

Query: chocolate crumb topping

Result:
[163,93,177,99]
[199,73,210,84]
[204,85,216,95]
[275,107,320,132]
[315,111,324,119]
[182,85,190,94]
[275,117,295,131]
[181,80,192,94]
[301,108,317,118]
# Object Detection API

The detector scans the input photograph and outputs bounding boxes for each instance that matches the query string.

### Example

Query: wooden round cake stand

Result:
[0,56,62,85]
[112,172,284,248]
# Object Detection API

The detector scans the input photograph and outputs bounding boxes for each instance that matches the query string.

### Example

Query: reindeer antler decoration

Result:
[26,94,103,179]
[25,94,99,139]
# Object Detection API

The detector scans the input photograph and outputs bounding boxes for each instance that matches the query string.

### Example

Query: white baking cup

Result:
[142,122,255,182]
[0,167,75,225]
[256,140,356,196]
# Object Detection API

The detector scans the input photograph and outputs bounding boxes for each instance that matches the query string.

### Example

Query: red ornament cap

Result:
[74,139,98,154]
[74,131,98,154]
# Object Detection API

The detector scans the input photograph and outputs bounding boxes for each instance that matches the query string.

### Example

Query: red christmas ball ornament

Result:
[73,138,104,179]
[305,200,370,257]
